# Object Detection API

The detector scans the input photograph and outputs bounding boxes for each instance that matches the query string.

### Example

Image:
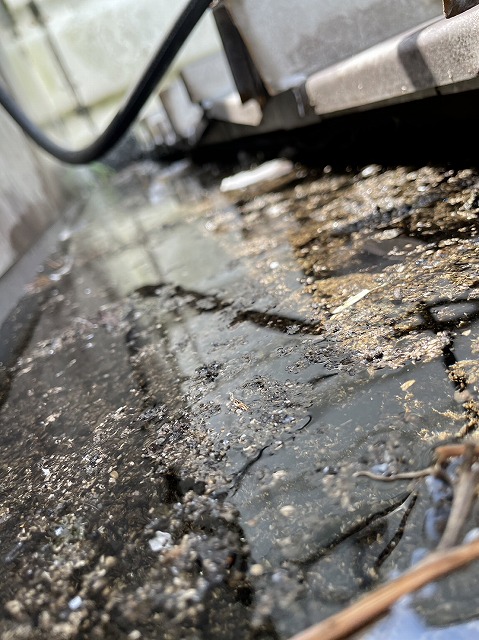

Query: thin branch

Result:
[437,444,479,550]
[287,538,479,640]
[354,468,434,482]
[354,442,479,484]
[434,443,479,462]
[287,442,479,640]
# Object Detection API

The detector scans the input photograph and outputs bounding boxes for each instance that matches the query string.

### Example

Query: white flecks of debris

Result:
[400,380,416,392]
[361,164,381,178]
[331,289,371,315]
[68,596,83,611]
[148,531,173,552]
[220,159,294,192]
[250,564,265,577]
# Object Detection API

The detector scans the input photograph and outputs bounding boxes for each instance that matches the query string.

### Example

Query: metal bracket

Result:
[213,3,269,106]
[443,0,479,18]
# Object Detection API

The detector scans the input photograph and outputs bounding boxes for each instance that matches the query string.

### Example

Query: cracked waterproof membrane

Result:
[1,161,479,639]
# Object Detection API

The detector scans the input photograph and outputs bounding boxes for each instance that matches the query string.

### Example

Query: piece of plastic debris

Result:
[220,159,294,192]
[148,531,173,552]
[68,596,83,611]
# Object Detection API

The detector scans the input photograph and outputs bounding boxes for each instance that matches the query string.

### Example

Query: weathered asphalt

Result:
[1,159,479,639]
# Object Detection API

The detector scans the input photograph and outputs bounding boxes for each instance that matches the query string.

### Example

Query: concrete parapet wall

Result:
[1,0,222,145]
[0,100,70,278]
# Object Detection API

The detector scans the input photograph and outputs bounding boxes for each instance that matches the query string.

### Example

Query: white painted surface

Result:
[160,79,203,140]
[306,7,479,115]
[181,51,235,105]
[0,101,66,278]
[224,0,443,94]
[1,1,222,144]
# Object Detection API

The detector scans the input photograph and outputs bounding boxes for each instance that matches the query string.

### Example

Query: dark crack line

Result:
[396,299,479,438]
[294,491,412,568]
[230,309,322,335]
[134,282,230,313]
[229,446,270,496]
[228,416,313,496]
[373,491,419,572]
[393,298,479,340]
[133,281,323,336]
[418,302,479,438]
[0,289,52,412]
[329,204,413,238]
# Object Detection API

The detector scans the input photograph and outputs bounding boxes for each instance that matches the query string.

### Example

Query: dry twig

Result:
[437,443,479,550]
[354,468,434,482]
[435,443,479,462]
[287,538,479,640]
[287,442,479,640]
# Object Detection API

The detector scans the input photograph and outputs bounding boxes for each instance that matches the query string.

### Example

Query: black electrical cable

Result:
[0,0,211,164]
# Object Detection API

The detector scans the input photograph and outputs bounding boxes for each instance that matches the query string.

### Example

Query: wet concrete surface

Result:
[1,159,479,638]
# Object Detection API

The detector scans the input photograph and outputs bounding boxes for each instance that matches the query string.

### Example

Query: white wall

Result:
[224,0,443,94]
[1,0,222,145]
[0,98,68,278]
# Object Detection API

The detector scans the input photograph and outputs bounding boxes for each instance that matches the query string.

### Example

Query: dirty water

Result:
[0,159,479,639]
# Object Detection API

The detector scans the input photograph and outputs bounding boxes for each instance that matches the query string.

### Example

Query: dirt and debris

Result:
[1,158,479,639]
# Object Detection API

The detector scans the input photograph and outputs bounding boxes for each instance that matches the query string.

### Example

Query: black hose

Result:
[0,0,211,164]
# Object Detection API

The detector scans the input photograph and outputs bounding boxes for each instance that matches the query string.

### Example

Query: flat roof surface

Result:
[1,157,479,638]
